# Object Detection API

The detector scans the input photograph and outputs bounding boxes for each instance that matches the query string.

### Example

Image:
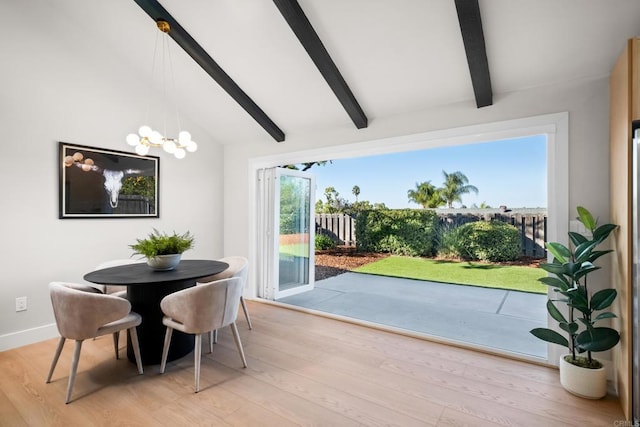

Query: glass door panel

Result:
[275,168,315,298]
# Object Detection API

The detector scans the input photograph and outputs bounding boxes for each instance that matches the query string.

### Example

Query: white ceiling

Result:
[55,0,640,145]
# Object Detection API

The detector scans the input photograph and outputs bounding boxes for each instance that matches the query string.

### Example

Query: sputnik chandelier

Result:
[126,20,197,159]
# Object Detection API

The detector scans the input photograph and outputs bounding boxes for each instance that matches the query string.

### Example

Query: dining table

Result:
[84,259,228,365]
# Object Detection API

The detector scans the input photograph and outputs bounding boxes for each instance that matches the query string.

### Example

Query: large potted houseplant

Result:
[530,206,620,399]
[130,229,194,271]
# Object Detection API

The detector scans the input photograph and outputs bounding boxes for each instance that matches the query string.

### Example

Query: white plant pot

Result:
[146,254,182,271]
[559,354,607,399]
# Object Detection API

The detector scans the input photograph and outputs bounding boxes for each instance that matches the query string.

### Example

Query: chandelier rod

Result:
[126,19,197,159]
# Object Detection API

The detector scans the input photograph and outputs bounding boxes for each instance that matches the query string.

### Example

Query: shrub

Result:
[315,234,337,250]
[435,222,472,260]
[356,209,439,256]
[454,220,520,262]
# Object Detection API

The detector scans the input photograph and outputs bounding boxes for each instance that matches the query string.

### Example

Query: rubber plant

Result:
[530,206,620,368]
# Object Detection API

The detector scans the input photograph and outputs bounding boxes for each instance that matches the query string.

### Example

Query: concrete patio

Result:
[278,272,548,359]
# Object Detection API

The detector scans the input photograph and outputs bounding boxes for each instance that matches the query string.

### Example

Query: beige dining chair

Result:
[46,281,143,403]
[199,256,251,350]
[159,277,247,393]
[91,258,143,348]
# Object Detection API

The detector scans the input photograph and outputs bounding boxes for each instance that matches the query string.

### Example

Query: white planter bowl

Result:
[146,254,182,271]
[559,354,607,399]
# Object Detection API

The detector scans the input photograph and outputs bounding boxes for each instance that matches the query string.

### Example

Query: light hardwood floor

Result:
[0,301,625,426]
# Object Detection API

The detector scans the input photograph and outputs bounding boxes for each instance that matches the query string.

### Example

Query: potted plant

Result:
[130,229,194,271]
[530,206,620,399]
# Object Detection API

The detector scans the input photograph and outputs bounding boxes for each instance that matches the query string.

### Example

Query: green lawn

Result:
[353,256,547,294]
[280,243,309,258]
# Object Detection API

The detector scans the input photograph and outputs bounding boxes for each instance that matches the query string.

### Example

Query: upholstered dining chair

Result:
[46,281,143,403]
[199,256,251,350]
[91,259,142,349]
[159,277,247,393]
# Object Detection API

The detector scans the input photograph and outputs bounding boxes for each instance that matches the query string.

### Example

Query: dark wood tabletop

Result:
[84,259,228,285]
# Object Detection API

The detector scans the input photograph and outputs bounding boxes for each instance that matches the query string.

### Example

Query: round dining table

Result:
[84,259,228,365]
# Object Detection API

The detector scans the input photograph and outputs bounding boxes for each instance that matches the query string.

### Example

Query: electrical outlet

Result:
[16,296,27,312]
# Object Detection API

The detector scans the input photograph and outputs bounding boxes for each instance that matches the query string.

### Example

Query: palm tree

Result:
[407,181,444,208]
[440,170,478,208]
[352,185,360,202]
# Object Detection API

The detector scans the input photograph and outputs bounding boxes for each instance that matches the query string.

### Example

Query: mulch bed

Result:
[314,246,542,281]
[315,246,389,281]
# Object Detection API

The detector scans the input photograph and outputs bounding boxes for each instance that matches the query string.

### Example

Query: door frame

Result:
[248,112,569,363]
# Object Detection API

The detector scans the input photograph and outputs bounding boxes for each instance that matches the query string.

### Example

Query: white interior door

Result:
[257,167,315,299]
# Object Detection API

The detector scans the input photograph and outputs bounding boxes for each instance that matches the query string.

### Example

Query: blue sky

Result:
[309,135,547,209]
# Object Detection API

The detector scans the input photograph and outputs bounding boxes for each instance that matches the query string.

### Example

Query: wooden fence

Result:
[113,195,156,215]
[315,211,547,258]
[316,213,357,246]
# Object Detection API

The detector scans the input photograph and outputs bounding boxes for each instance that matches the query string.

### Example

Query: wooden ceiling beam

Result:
[455,0,493,108]
[134,0,285,142]
[273,0,368,129]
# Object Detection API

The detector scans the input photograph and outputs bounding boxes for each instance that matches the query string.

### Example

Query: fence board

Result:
[316,213,356,245]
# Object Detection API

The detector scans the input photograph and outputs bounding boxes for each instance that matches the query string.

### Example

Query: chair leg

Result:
[208,330,214,354]
[159,327,173,374]
[46,337,66,383]
[129,327,144,375]
[112,332,120,360]
[240,296,253,330]
[66,340,84,404]
[194,334,202,393]
[229,322,247,368]
[213,329,218,344]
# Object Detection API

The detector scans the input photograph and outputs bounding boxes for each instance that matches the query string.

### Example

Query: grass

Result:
[280,243,310,258]
[353,256,547,294]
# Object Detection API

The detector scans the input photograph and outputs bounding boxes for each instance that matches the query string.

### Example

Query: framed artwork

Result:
[59,142,159,218]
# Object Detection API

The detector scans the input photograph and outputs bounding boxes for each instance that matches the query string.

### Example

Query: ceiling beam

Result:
[134,0,285,142]
[454,0,493,108]
[273,0,368,129]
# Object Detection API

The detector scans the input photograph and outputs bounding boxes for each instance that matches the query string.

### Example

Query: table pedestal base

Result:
[127,279,195,365]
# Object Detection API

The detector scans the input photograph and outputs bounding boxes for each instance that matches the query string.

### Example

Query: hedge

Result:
[454,220,521,262]
[355,209,439,256]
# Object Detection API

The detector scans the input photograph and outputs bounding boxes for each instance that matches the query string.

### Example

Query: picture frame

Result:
[59,142,159,218]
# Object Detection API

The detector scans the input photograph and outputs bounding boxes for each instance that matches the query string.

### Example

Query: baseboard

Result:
[0,324,58,352]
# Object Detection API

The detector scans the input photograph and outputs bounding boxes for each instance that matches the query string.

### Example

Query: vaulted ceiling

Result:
[55,0,640,145]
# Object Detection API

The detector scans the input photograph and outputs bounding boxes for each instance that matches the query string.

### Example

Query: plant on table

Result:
[530,206,620,369]
[130,229,194,258]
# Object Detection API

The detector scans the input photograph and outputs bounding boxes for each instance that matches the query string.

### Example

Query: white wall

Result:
[224,75,611,299]
[0,2,225,350]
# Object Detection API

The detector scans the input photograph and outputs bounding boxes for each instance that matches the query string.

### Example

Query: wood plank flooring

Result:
[0,301,625,426]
